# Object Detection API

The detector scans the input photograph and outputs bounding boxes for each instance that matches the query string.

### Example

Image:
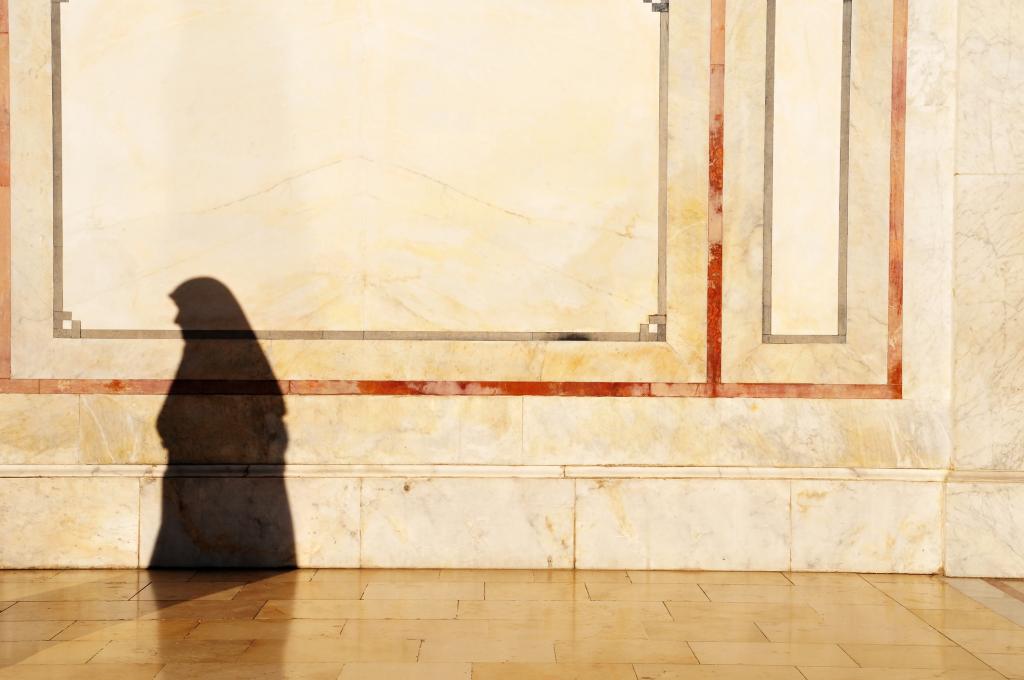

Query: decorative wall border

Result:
[48,0,668,344]
[0,0,907,398]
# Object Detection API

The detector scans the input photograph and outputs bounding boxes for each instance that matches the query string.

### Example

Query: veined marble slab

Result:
[56,0,659,336]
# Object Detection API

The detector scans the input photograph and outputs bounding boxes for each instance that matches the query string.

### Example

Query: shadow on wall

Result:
[148,277,296,567]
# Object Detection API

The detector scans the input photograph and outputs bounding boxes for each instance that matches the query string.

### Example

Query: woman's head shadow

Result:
[149,277,295,567]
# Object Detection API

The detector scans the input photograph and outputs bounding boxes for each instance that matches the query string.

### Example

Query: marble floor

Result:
[0,570,1021,679]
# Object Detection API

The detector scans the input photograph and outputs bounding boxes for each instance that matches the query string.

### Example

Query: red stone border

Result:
[0,0,907,399]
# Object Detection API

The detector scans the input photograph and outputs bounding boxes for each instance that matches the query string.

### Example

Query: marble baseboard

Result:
[0,467,991,573]
[946,479,1024,578]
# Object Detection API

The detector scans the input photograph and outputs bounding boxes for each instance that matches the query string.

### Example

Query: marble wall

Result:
[946,0,1024,577]
[0,0,1015,574]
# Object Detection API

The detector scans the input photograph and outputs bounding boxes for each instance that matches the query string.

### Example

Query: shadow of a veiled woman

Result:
[149,277,295,567]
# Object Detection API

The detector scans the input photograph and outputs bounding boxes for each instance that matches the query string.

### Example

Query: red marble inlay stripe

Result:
[0,379,900,399]
[887,0,908,389]
[290,380,652,398]
[706,0,726,388]
[0,379,39,394]
[0,17,9,379]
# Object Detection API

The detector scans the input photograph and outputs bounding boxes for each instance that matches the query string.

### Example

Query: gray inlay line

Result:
[78,329,643,342]
[761,0,852,345]
[657,8,669,327]
[48,2,670,343]
[51,0,64,318]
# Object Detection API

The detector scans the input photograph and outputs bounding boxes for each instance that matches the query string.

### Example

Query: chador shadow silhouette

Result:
[149,277,296,567]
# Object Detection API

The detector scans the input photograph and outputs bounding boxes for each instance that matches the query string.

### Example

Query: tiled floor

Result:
[0,570,1022,679]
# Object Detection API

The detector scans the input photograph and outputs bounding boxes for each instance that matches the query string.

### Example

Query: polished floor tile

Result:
[665,601,824,623]
[187,620,346,640]
[0,619,72,641]
[133,583,243,601]
[688,641,858,667]
[238,637,420,663]
[837,643,991,670]
[702,584,890,606]
[91,639,253,664]
[636,666,806,679]
[155,663,343,679]
[472,662,636,679]
[941,626,1024,653]
[643,620,768,643]
[310,569,440,584]
[0,665,162,680]
[627,572,791,586]
[555,639,698,664]
[755,619,953,646]
[977,652,1024,679]
[55,619,200,641]
[0,568,1018,678]
[233,581,364,601]
[532,570,632,584]
[798,669,1005,679]
[587,583,709,602]
[910,607,1023,630]
[483,582,588,601]
[340,662,471,679]
[361,581,483,600]
[419,637,555,662]
[872,583,989,610]
[258,599,458,620]
[0,638,108,664]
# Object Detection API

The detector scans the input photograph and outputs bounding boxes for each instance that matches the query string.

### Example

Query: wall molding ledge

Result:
[0,464,949,482]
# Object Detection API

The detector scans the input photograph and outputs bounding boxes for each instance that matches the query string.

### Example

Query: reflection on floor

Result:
[0,570,1021,679]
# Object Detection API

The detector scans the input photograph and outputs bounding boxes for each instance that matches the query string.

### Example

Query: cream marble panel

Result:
[946,482,1024,577]
[721,0,891,383]
[81,395,523,465]
[58,0,659,334]
[0,478,139,568]
[523,397,949,468]
[0,395,78,465]
[8,0,708,385]
[954,176,1024,470]
[791,481,943,573]
[139,477,359,568]
[768,0,844,336]
[957,0,1024,174]
[360,478,573,568]
[574,479,790,570]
